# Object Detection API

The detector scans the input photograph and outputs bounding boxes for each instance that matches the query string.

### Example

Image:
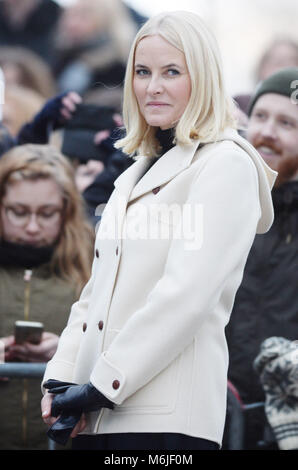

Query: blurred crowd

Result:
[0,0,297,451]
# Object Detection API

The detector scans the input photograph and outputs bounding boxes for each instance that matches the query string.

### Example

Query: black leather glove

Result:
[47,410,82,446]
[44,379,114,416]
[44,379,114,445]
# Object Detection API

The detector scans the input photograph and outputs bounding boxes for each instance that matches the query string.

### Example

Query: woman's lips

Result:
[146,102,169,107]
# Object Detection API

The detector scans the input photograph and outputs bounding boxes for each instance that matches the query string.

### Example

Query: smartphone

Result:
[14,321,44,345]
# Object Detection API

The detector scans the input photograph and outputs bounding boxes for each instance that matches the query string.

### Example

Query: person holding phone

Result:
[41,11,277,450]
[0,144,94,449]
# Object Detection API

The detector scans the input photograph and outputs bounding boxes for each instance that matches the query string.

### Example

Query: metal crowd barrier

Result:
[1,363,264,451]
[226,387,245,449]
[0,362,56,450]
[0,362,46,378]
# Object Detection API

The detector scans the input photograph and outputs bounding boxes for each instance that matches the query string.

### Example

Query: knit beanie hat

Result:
[248,67,298,116]
[254,336,298,450]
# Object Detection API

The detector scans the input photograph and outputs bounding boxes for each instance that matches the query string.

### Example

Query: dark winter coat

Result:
[226,179,298,447]
[0,263,77,450]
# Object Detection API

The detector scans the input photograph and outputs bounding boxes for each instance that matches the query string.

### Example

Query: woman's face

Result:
[133,34,191,130]
[1,178,64,247]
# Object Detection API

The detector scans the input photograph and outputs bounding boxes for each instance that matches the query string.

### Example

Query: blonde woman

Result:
[41,11,277,450]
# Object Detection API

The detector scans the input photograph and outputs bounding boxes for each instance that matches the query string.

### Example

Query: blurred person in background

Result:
[226,67,298,450]
[61,87,133,211]
[256,38,298,83]
[0,86,82,156]
[53,0,144,95]
[49,101,132,220]
[3,85,45,137]
[0,0,62,65]
[0,46,57,99]
[0,79,131,225]
[0,144,94,449]
[11,86,133,223]
[234,38,298,116]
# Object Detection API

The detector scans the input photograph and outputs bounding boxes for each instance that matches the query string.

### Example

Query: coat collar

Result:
[114,138,202,203]
[218,128,277,190]
[113,127,278,233]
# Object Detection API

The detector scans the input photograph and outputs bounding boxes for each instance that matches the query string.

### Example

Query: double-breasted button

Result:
[98,320,104,331]
[95,249,99,258]
[112,380,120,390]
[152,186,161,194]
[82,322,87,332]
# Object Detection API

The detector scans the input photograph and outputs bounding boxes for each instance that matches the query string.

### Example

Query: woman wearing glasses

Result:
[0,144,94,449]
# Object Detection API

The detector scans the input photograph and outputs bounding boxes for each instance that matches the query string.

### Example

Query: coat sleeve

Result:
[90,147,262,404]
[42,256,97,388]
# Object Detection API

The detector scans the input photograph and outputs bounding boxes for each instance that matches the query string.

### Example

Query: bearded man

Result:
[226,67,298,450]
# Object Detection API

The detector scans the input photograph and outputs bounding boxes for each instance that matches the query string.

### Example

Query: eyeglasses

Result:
[3,205,63,228]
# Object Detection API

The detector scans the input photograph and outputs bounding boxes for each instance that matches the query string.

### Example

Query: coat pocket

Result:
[116,355,182,415]
[105,328,182,415]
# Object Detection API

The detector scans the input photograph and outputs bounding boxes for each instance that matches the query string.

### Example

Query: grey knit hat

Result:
[248,67,298,116]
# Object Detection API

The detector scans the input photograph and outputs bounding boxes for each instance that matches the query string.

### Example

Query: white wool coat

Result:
[43,128,277,446]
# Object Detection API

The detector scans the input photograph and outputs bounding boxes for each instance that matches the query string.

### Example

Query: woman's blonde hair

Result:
[0,144,95,296]
[115,11,237,157]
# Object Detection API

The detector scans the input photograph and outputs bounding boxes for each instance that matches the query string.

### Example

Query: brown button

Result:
[82,322,87,332]
[95,249,99,258]
[116,246,119,256]
[112,380,120,390]
[98,321,104,331]
[152,186,161,194]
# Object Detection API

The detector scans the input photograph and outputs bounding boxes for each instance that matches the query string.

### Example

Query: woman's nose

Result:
[25,214,41,233]
[147,76,163,95]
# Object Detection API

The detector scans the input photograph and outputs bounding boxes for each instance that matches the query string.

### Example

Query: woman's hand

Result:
[6,332,60,363]
[41,392,87,438]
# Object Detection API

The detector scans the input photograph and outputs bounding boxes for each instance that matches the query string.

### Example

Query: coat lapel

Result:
[127,139,201,203]
[113,155,151,200]
[110,128,277,237]
[114,128,277,206]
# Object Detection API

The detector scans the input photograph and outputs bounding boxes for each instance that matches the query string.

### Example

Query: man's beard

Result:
[274,155,298,187]
[252,137,298,187]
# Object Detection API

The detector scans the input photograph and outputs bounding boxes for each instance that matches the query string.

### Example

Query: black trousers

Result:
[72,433,219,450]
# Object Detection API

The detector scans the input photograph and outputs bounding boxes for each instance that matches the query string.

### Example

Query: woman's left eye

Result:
[167,69,179,76]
